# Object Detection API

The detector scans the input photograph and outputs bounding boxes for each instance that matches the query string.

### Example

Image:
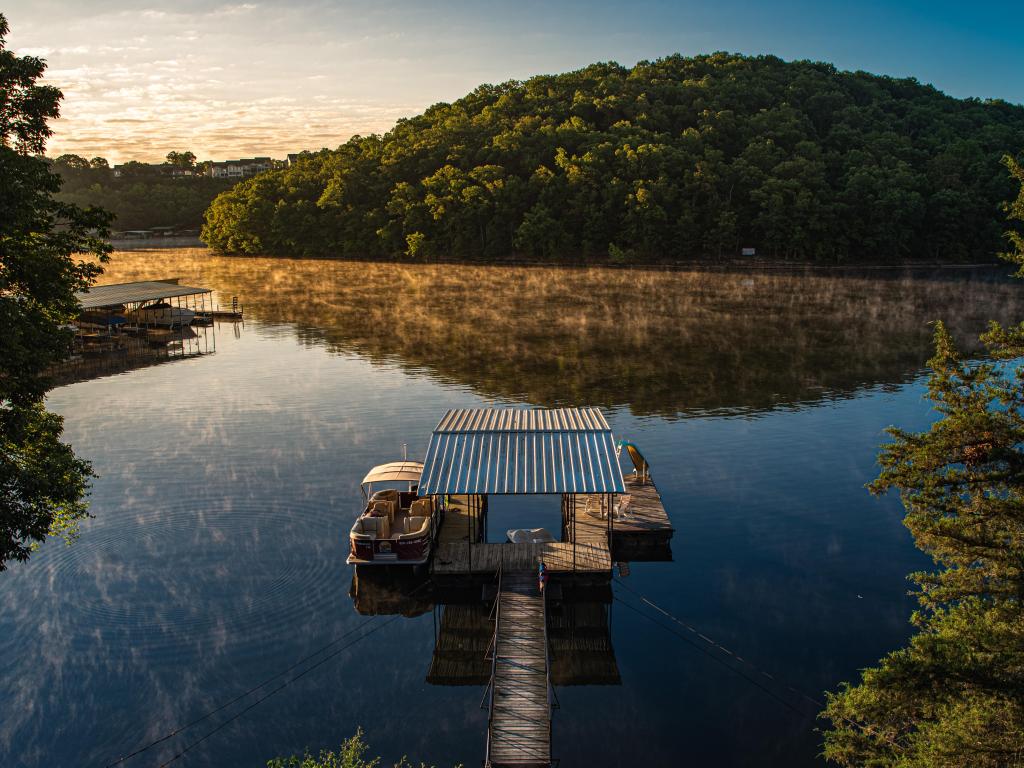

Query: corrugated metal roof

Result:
[419,408,624,496]
[76,281,212,309]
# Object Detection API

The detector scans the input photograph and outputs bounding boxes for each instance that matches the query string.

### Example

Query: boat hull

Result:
[347,535,431,565]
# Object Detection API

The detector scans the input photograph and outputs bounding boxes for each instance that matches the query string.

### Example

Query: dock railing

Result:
[543,572,557,763]
[483,557,503,768]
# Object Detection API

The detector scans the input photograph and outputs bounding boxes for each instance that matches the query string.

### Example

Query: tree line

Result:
[203,53,1024,263]
[51,151,235,232]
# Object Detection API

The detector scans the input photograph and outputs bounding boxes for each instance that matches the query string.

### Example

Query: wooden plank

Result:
[432,541,611,575]
[488,571,550,767]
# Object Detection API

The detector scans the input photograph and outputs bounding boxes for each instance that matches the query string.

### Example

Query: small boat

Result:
[347,460,436,566]
[506,528,556,544]
[128,302,195,327]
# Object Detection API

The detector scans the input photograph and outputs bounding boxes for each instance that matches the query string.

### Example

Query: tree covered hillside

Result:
[202,53,1024,262]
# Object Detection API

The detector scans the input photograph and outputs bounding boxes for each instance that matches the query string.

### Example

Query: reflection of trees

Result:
[102,250,1024,416]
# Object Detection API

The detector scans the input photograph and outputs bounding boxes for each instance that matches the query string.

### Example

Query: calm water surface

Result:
[2,250,1022,767]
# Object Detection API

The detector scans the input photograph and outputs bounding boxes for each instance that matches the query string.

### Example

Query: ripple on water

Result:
[22,497,348,658]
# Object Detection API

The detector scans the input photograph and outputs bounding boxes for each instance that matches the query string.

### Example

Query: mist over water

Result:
[2,250,1020,767]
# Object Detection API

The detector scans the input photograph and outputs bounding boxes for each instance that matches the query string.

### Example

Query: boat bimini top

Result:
[360,461,423,497]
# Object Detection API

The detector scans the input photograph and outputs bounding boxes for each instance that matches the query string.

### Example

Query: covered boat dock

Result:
[421,407,672,578]
[421,407,625,580]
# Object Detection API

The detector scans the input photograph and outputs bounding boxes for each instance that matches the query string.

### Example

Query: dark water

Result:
[2,251,1022,768]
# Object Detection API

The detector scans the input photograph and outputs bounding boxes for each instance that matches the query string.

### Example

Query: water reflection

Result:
[95,250,1024,415]
[4,250,1021,767]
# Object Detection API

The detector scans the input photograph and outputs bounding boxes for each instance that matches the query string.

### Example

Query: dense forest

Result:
[202,53,1024,262]
[52,153,233,232]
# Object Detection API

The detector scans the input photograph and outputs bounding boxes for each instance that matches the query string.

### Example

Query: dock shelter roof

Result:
[76,280,212,310]
[418,407,625,496]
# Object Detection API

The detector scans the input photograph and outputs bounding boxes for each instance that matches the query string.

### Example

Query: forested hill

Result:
[202,53,1024,262]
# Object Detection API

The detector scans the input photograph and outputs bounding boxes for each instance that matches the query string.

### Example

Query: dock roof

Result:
[418,407,625,496]
[76,280,212,310]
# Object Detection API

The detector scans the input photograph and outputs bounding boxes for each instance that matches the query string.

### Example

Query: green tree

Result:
[202,54,1024,263]
[53,152,88,169]
[166,150,196,169]
[0,13,111,569]
[89,156,109,169]
[820,159,1024,767]
[266,729,453,768]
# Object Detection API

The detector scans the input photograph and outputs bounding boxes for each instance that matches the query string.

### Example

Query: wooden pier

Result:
[433,540,611,575]
[486,571,552,768]
[573,471,674,546]
[432,495,611,577]
[430,475,672,577]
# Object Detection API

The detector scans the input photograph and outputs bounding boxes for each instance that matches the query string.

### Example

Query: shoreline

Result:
[109,238,1014,274]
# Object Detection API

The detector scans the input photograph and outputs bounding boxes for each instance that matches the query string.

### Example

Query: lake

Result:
[3,250,1021,767]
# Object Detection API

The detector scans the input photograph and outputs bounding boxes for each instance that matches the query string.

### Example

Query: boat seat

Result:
[371,489,399,508]
[358,516,391,539]
[352,518,377,540]
[369,500,395,521]
[399,515,428,538]
[409,498,433,518]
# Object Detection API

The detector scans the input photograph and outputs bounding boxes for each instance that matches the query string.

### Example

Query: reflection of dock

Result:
[548,599,620,686]
[427,603,491,686]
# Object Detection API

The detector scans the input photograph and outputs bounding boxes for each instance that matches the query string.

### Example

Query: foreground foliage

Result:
[266,729,456,768]
[0,14,109,568]
[821,162,1024,766]
[204,53,1024,262]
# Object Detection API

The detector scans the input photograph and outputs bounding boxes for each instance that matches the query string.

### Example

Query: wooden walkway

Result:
[486,571,551,768]
[437,495,478,545]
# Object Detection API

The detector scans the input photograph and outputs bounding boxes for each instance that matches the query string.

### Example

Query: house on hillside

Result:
[206,157,275,179]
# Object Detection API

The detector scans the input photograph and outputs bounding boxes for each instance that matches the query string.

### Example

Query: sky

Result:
[5,0,1024,164]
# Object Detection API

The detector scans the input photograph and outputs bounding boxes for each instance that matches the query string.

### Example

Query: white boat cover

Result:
[506,528,556,544]
[361,461,424,485]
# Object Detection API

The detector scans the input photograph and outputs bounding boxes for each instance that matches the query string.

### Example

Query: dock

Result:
[432,495,612,577]
[431,470,672,577]
[574,471,674,547]
[486,571,552,768]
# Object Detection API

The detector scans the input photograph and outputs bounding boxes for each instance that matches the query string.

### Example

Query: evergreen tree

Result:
[821,157,1024,767]
[0,14,111,568]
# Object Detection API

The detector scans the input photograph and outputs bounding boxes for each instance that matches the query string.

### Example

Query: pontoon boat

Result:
[347,461,437,566]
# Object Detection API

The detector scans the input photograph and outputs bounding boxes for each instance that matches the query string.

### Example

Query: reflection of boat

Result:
[128,302,195,327]
[349,567,432,617]
[347,461,437,566]
[506,528,555,544]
